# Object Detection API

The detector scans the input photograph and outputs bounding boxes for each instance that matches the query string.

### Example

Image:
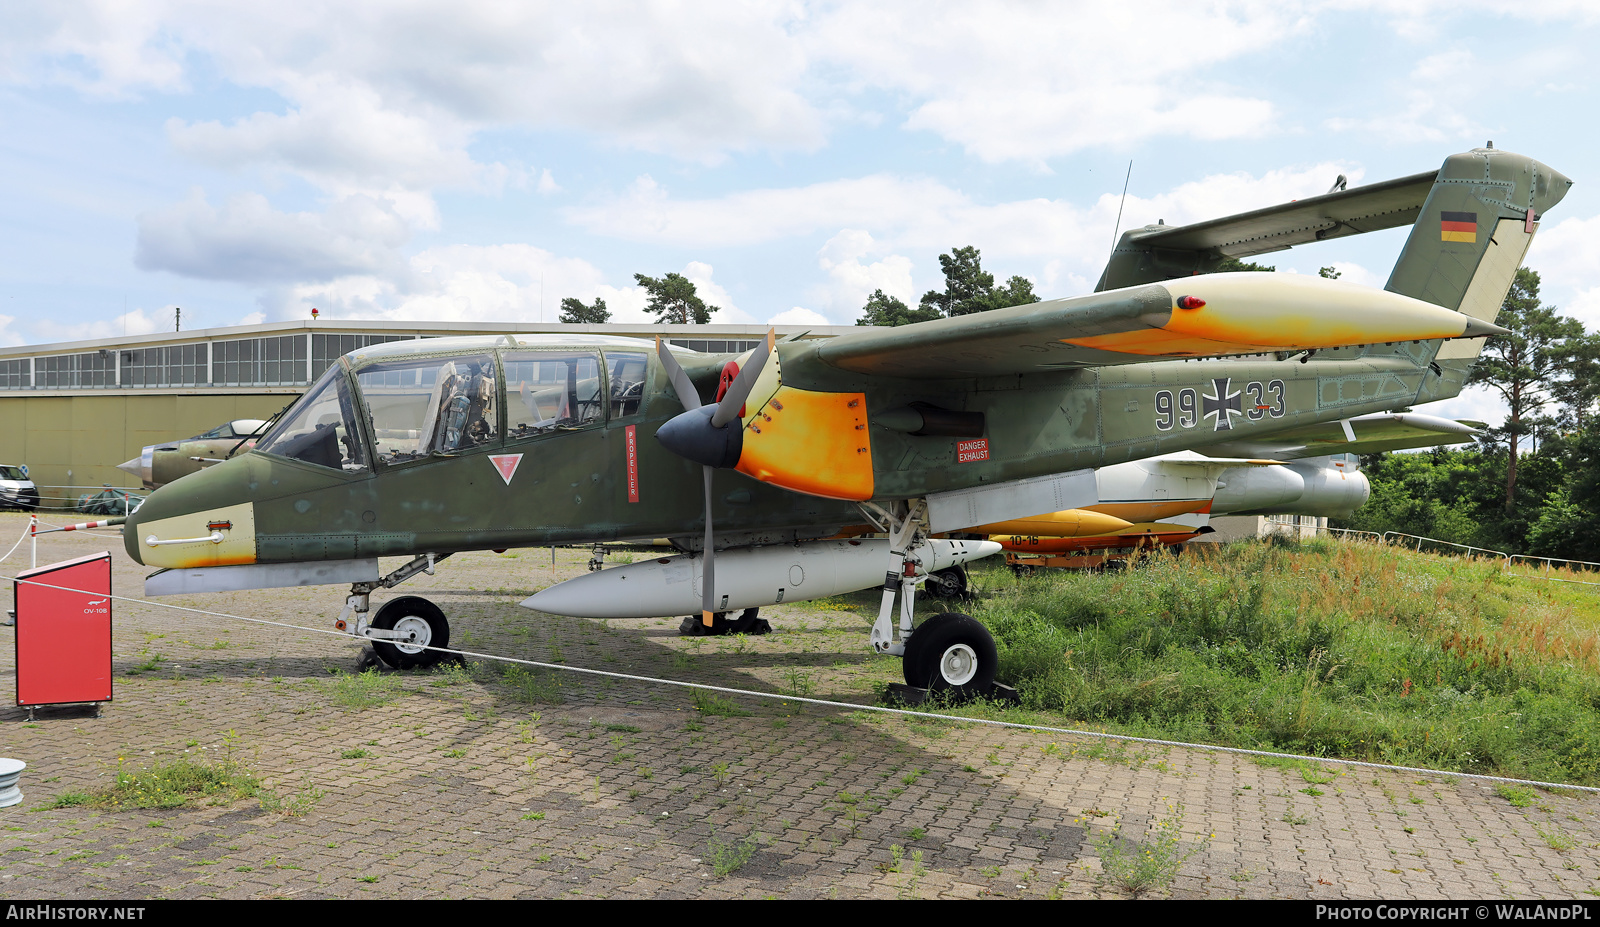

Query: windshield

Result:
[0,466,24,481]
[355,353,499,465]
[503,351,603,438]
[255,365,368,471]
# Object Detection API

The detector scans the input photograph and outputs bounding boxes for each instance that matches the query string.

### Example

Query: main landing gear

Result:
[859,500,1002,702]
[333,553,456,669]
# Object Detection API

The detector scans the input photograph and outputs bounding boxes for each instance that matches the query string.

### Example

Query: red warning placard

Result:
[14,552,113,707]
[625,425,639,502]
[956,438,989,463]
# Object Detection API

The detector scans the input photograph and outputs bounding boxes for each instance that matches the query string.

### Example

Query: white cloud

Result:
[570,162,1359,292]
[1414,386,1506,430]
[135,188,412,284]
[813,230,916,317]
[265,251,763,331]
[1527,213,1600,331]
[167,80,481,193]
[0,314,23,348]
[768,307,830,326]
[804,1,1295,163]
[24,307,165,345]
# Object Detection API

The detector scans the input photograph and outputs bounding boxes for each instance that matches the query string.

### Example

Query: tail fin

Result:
[1384,147,1571,402]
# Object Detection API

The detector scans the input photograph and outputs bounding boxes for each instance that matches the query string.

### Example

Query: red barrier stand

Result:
[14,552,112,719]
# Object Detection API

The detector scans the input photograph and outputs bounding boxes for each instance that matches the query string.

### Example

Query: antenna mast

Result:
[1109,160,1133,254]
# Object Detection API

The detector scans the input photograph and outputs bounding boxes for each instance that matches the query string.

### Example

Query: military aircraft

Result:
[117,419,270,490]
[119,145,1569,699]
[990,411,1483,566]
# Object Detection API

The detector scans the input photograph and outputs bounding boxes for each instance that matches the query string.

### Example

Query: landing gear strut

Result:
[334,552,455,669]
[859,500,1000,701]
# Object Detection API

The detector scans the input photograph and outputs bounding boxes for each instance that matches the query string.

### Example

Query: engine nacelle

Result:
[523,537,1000,619]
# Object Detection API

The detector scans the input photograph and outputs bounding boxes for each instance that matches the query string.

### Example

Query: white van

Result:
[0,464,39,509]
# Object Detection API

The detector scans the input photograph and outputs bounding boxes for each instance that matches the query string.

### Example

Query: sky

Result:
[3,0,1599,430]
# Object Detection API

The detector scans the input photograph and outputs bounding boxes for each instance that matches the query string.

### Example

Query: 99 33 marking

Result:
[1155,378,1283,432]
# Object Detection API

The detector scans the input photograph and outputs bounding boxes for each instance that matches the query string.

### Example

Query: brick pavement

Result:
[1,512,1597,899]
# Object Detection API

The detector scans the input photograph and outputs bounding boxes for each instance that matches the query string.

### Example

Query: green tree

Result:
[1467,267,1587,512]
[1527,424,1600,561]
[1318,266,1341,279]
[917,246,1040,318]
[990,274,1039,309]
[634,272,718,324]
[855,289,940,327]
[558,296,611,324]
[1216,258,1276,273]
[1552,331,1600,429]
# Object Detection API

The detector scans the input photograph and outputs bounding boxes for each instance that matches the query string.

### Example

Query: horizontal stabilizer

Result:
[1098,170,1438,290]
[1204,411,1482,460]
[1136,171,1437,258]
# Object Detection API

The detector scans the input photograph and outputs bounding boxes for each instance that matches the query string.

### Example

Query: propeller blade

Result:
[655,336,702,412]
[709,329,774,428]
[701,465,716,627]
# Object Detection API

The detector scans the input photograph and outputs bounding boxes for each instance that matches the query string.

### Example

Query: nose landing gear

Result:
[333,552,456,669]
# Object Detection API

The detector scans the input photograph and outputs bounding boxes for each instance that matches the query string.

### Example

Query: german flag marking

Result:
[1441,210,1477,243]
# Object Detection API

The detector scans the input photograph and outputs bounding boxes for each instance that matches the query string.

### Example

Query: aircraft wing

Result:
[1204,411,1482,459]
[812,271,1500,379]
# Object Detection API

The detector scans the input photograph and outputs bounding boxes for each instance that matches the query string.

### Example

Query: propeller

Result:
[655,333,774,628]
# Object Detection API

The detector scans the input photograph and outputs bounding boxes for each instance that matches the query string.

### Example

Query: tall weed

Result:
[979,539,1600,784]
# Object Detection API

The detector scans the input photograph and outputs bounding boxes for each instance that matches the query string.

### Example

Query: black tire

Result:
[902,612,997,697]
[928,566,969,599]
[371,596,450,669]
[726,607,762,633]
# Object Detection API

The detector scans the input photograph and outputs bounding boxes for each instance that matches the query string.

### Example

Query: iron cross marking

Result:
[1202,378,1243,431]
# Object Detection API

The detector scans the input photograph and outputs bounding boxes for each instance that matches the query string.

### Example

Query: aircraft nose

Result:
[655,405,743,469]
[117,445,156,489]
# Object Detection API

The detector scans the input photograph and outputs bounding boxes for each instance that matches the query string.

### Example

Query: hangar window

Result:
[122,342,208,387]
[355,353,499,464]
[213,335,306,386]
[502,351,603,438]
[0,359,27,390]
[255,365,368,471]
[36,352,115,389]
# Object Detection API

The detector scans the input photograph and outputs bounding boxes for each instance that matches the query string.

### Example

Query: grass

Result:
[1092,802,1208,897]
[973,538,1600,786]
[90,757,260,810]
[322,669,402,709]
[692,690,753,717]
[259,785,323,817]
[708,832,759,877]
[500,664,563,704]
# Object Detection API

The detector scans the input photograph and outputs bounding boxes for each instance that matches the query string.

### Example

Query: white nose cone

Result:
[524,538,1000,619]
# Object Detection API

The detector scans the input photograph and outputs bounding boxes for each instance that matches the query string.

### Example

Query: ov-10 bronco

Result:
[122,146,1568,699]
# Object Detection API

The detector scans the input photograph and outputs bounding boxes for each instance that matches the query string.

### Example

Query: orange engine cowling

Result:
[734,385,874,501]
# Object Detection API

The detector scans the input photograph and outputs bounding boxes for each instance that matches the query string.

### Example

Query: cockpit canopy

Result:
[253,338,653,471]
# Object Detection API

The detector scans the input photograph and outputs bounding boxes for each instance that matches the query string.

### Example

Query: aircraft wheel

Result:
[371,596,450,669]
[902,612,997,698]
[726,607,762,634]
[928,566,969,599]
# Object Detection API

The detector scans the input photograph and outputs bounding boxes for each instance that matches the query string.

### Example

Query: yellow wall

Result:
[0,392,292,504]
